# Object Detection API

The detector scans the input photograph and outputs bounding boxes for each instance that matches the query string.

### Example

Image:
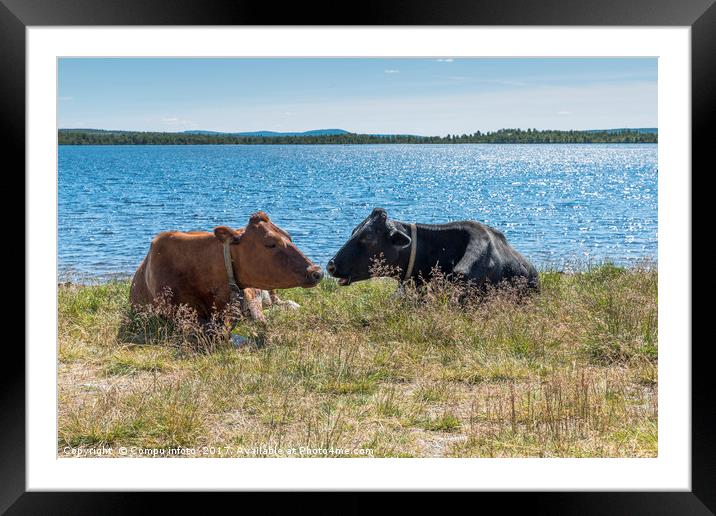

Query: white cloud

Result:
[199,81,656,135]
[384,69,400,74]
[62,80,655,134]
[436,58,455,62]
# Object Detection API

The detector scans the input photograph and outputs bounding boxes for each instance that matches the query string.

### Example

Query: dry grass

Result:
[58,262,657,458]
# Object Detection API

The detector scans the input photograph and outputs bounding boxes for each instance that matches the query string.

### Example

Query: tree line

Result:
[58,128,657,145]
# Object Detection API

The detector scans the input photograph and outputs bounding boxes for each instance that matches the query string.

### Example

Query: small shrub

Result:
[118,288,240,354]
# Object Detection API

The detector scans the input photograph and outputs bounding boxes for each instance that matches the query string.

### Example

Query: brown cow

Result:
[130,211,322,323]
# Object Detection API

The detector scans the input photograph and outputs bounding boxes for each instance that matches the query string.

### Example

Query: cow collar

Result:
[222,241,244,302]
[403,223,417,281]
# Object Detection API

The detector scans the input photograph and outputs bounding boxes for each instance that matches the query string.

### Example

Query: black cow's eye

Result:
[266,243,277,248]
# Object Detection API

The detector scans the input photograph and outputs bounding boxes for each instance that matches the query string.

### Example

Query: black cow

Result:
[326,208,539,291]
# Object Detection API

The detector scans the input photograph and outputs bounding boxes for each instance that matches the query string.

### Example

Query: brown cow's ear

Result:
[214,226,242,244]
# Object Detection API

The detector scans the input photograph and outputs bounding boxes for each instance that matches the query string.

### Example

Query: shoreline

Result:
[58,128,658,146]
[56,260,659,287]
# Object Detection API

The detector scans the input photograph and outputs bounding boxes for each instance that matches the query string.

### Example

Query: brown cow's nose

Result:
[326,260,336,275]
[308,266,323,283]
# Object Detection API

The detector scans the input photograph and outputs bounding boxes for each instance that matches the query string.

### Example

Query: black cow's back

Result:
[408,220,539,290]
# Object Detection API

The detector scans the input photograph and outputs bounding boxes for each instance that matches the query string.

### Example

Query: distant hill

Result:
[60,127,657,138]
[183,129,350,137]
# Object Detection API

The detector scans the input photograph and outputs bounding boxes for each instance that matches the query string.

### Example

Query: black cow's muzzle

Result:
[326,260,351,286]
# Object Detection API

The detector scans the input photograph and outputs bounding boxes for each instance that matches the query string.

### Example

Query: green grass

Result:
[58,264,657,458]
[418,413,462,432]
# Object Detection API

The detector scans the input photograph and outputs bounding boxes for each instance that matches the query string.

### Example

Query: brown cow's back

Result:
[129,255,152,305]
[130,231,233,320]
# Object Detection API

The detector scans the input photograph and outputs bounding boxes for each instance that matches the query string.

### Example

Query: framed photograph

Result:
[8,0,711,511]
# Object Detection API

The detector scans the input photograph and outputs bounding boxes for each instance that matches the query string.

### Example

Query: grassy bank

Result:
[58,264,657,458]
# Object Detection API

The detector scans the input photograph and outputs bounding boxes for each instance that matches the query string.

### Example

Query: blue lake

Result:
[58,144,657,280]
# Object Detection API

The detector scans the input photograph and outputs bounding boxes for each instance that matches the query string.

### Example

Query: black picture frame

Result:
[5,0,711,512]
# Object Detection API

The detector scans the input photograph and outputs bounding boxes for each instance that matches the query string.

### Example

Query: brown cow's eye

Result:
[266,242,277,248]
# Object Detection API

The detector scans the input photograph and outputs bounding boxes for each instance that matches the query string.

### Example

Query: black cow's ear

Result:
[390,228,411,248]
[214,226,242,244]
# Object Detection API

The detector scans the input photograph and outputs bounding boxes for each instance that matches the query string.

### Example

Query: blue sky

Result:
[58,58,657,135]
